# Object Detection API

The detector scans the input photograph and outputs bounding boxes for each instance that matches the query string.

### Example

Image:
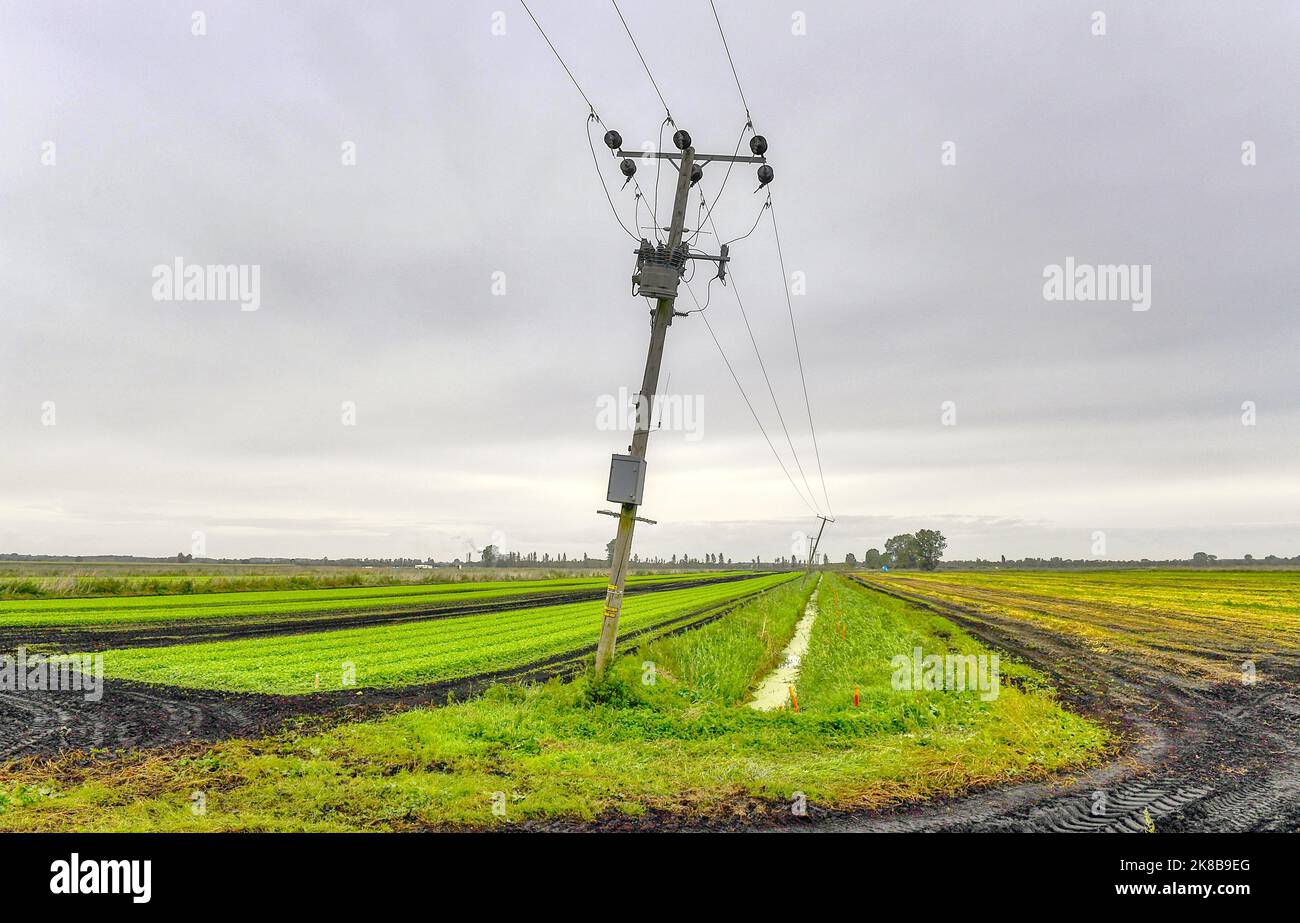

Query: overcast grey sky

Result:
[2,1,1297,563]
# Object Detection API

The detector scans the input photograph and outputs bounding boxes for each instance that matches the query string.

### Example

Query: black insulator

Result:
[749,135,768,156]
[620,158,637,178]
[757,164,774,187]
[673,129,692,151]
[690,164,703,186]
[603,129,623,150]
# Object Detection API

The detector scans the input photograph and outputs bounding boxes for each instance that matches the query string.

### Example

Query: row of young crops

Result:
[0,571,750,627]
[78,572,797,693]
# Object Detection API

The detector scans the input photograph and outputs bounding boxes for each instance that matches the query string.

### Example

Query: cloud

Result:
[2,1,1297,561]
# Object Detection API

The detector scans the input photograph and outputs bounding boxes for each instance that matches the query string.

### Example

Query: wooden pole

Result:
[594,147,696,679]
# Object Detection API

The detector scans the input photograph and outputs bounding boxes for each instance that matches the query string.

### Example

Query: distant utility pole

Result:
[593,127,770,678]
[806,514,834,572]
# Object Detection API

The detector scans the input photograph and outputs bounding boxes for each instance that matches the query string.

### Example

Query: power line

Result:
[688,120,751,246]
[709,0,751,123]
[769,194,833,517]
[721,267,823,516]
[522,3,655,246]
[687,282,820,515]
[609,1,676,235]
[694,177,823,516]
[520,0,600,119]
[699,7,833,518]
[652,115,670,243]
[611,0,672,119]
[585,116,640,241]
[677,267,718,314]
[723,191,770,246]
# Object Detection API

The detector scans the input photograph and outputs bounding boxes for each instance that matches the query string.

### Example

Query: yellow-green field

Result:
[862,570,1300,682]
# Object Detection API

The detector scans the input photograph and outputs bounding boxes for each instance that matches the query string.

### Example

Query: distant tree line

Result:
[475,544,749,569]
[847,530,948,571]
[837,533,1300,572]
[16,540,1299,573]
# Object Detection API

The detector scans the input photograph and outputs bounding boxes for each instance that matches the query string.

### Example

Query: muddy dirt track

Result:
[807,578,1300,832]
[0,572,758,653]
[0,582,774,762]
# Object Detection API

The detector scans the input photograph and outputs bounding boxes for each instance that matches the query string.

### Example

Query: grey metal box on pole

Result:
[606,454,647,505]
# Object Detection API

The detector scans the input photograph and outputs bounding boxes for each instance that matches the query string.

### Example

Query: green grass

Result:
[636,573,817,703]
[88,573,797,693]
[0,571,749,628]
[797,577,1056,724]
[1,574,1108,831]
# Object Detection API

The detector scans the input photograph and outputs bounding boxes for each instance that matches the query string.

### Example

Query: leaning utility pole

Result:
[593,128,770,678]
[806,514,834,572]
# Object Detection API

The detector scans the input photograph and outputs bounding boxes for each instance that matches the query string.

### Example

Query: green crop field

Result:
[0,571,747,629]
[2,574,1109,830]
[85,572,796,692]
[0,561,721,600]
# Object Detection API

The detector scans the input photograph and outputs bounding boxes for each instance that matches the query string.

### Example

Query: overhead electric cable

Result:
[769,194,833,516]
[723,191,770,246]
[521,3,653,245]
[611,0,673,119]
[688,120,751,246]
[703,0,834,517]
[719,268,823,516]
[520,1,599,118]
[686,282,820,515]
[585,116,640,241]
[709,0,751,123]
[653,115,670,242]
[694,178,823,516]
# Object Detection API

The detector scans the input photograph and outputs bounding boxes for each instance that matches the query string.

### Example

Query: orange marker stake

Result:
[854,688,859,708]
[789,686,799,712]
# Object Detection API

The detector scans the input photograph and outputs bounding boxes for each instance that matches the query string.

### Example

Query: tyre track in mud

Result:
[804,577,1300,832]
[0,581,785,762]
[0,572,761,653]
